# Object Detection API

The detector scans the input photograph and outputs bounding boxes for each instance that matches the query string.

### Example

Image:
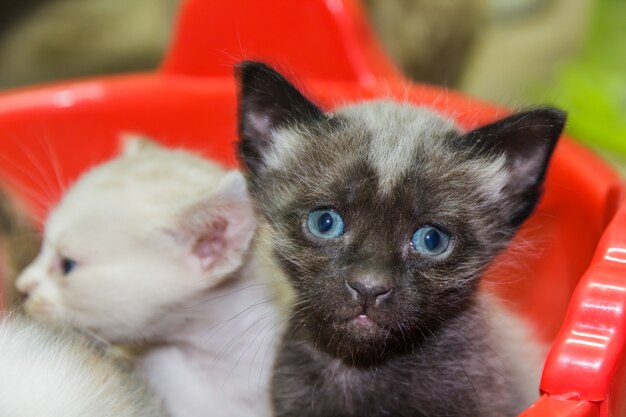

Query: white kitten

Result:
[16,138,286,417]
[0,315,166,417]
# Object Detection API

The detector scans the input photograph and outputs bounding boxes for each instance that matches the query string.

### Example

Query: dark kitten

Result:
[236,61,565,417]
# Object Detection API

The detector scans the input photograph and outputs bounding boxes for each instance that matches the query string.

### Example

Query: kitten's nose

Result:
[15,273,37,295]
[346,275,393,307]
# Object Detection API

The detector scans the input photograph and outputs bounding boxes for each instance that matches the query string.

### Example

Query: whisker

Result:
[208,296,274,376]
[36,131,67,196]
[186,283,273,308]
[0,156,54,212]
[226,309,277,384]
[0,129,58,207]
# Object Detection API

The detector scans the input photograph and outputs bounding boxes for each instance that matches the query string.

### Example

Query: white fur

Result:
[16,139,287,417]
[264,128,305,172]
[0,315,165,417]
[358,102,458,190]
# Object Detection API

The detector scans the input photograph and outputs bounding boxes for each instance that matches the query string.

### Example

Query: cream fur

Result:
[0,315,165,417]
[16,139,287,417]
[344,101,510,198]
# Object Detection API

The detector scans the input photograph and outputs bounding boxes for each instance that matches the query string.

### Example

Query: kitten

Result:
[16,138,285,417]
[236,62,564,417]
[0,315,166,417]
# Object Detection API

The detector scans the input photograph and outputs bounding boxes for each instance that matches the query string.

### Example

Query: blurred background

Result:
[0,0,624,307]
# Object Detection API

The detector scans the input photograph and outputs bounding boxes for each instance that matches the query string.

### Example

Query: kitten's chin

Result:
[343,314,384,339]
[23,299,61,323]
[335,305,389,334]
[304,306,405,361]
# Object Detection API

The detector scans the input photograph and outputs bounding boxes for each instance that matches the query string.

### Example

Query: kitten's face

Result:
[236,62,565,358]
[18,203,189,342]
[16,141,255,343]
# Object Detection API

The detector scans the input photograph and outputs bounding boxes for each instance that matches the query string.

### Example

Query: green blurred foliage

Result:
[549,0,626,155]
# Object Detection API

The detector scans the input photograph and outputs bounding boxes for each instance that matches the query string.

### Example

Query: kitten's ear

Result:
[461,108,566,226]
[175,171,255,275]
[235,61,325,174]
[119,133,161,156]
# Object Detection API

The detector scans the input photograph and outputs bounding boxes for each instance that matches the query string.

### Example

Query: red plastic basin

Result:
[0,1,624,415]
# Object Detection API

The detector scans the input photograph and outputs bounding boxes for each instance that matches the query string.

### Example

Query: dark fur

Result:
[236,61,565,417]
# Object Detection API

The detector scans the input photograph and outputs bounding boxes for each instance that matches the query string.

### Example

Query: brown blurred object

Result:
[0,0,50,36]
[0,0,179,90]
[363,0,483,86]
[461,0,593,104]
[0,191,41,310]
[0,0,591,99]
[0,0,482,90]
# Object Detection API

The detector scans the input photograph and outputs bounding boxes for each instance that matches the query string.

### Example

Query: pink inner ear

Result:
[192,218,227,270]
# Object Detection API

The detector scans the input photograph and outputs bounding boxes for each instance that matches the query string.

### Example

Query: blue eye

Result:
[411,226,450,256]
[307,209,345,238]
[61,257,77,275]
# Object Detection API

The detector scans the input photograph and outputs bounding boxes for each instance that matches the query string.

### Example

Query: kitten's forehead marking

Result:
[337,101,511,204]
[264,128,303,171]
[340,102,459,192]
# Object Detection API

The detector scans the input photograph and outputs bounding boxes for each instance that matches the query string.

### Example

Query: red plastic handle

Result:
[161,0,399,84]
[520,396,600,417]
[538,190,626,415]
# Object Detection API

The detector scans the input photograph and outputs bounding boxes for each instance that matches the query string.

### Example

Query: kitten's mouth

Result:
[352,314,376,327]
[335,305,386,333]
[326,307,396,353]
[338,311,386,342]
[343,307,382,329]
